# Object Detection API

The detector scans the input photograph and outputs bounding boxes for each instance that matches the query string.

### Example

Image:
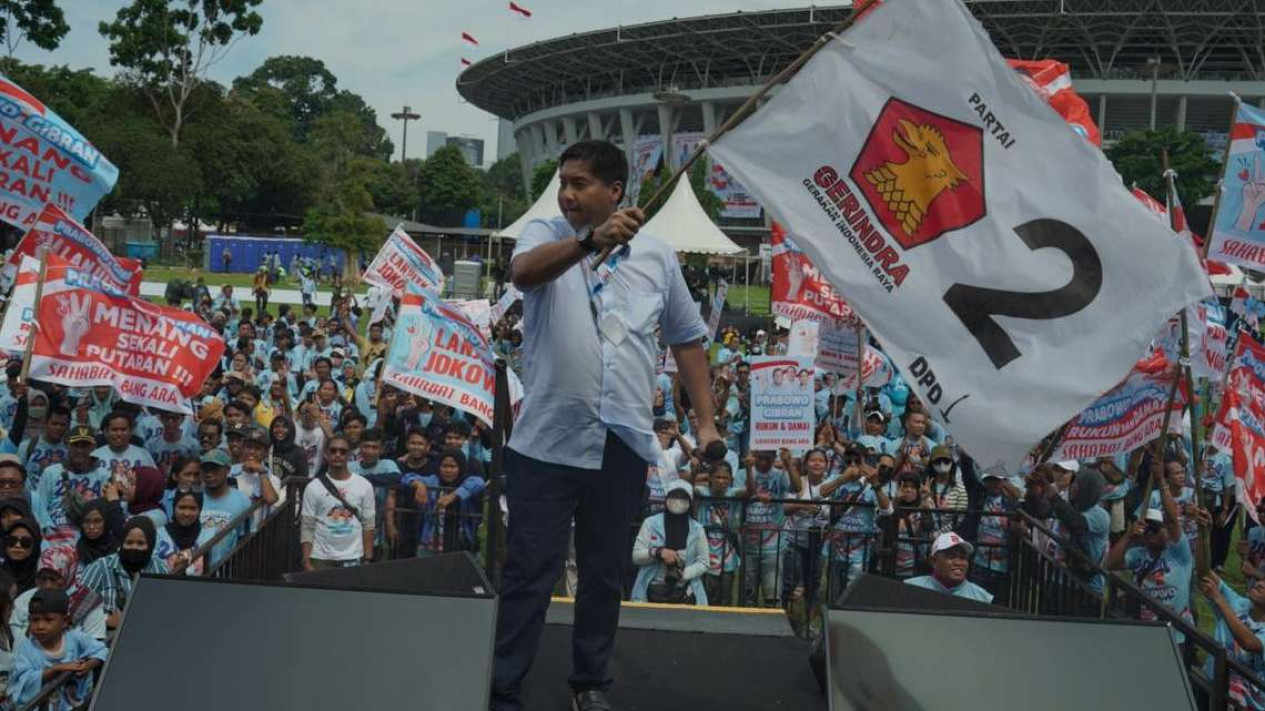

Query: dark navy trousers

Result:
[490,431,646,710]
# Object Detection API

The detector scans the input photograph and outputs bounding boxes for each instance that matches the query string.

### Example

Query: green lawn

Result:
[144,265,343,292]
[724,284,771,316]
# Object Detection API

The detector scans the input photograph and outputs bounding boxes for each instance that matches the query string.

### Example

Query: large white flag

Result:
[707,0,1211,472]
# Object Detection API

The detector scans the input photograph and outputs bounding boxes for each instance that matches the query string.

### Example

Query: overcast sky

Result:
[15,0,821,165]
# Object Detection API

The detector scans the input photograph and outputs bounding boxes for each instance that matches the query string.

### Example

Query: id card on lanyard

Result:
[582,244,631,346]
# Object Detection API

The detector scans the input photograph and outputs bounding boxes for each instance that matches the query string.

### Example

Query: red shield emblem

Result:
[849,98,985,250]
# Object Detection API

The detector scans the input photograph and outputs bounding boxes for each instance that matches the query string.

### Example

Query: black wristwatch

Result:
[576,226,596,252]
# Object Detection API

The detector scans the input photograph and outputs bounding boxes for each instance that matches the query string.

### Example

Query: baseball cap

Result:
[29,588,69,616]
[930,445,953,462]
[312,328,327,338]
[226,422,248,438]
[244,427,269,445]
[1054,460,1080,473]
[67,425,96,446]
[1143,508,1165,524]
[865,410,886,423]
[200,449,231,468]
[0,453,21,467]
[930,532,974,556]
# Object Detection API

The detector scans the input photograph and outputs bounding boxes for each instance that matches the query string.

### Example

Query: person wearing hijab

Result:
[125,465,168,527]
[631,481,709,605]
[74,498,124,568]
[413,450,485,557]
[11,547,106,641]
[0,499,32,536]
[80,516,168,630]
[267,416,308,481]
[1,520,41,594]
[155,491,213,576]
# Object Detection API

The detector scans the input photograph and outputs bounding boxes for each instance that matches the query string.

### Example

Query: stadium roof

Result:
[458,1,1265,121]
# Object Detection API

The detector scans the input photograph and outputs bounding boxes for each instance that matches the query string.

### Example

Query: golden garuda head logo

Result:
[850,99,986,250]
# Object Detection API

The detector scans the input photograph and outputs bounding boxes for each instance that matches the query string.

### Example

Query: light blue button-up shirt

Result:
[509,216,707,469]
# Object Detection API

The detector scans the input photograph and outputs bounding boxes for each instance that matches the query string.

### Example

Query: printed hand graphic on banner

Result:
[786,256,806,302]
[1235,156,1265,232]
[56,293,91,356]
[402,316,432,371]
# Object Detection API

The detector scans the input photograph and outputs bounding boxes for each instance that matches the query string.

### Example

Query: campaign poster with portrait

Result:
[749,356,815,452]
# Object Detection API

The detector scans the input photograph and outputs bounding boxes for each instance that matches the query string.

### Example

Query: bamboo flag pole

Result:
[18,250,48,385]
[589,3,875,269]
[1164,153,1212,576]
[853,324,864,431]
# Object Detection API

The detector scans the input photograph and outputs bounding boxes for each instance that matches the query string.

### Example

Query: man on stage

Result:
[491,140,722,711]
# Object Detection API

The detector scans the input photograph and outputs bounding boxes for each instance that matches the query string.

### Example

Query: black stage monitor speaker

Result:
[90,575,496,711]
[832,573,1006,615]
[283,551,492,596]
[825,606,1194,711]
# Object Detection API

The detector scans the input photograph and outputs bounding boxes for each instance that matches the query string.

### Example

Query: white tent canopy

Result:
[642,176,744,255]
[495,171,744,256]
[495,172,560,241]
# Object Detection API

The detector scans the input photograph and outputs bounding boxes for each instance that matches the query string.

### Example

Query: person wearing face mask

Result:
[79,516,168,630]
[924,445,969,534]
[631,481,709,605]
[823,453,893,601]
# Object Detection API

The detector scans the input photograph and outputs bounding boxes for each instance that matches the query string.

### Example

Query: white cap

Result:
[1054,460,1080,473]
[665,480,694,500]
[756,329,767,337]
[1143,508,1164,524]
[930,532,974,556]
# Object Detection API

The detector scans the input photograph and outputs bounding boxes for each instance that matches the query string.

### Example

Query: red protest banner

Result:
[770,221,859,325]
[4,204,141,295]
[28,254,224,413]
[1053,353,1186,460]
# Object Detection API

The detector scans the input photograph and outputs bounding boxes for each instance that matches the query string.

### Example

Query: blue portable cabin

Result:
[204,235,347,274]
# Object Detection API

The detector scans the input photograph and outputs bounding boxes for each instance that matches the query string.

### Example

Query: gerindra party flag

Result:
[1206,100,1265,269]
[363,224,445,295]
[28,254,224,414]
[0,72,118,229]
[707,0,1210,473]
[382,284,521,425]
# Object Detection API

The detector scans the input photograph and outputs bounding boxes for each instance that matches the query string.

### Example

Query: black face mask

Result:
[119,547,151,573]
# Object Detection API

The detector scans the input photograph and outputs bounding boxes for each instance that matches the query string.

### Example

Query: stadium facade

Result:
[458,1,1265,246]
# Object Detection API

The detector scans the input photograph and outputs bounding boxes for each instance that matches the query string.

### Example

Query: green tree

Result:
[1105,129,1220,204]
[232,54,392,157]
[479,152,527,227]
[99,0,264,146]
[417,144,483,224]
[303,164,387,276]
[531,158,556,200]
[0,0,68,57]
[365,159,419,218]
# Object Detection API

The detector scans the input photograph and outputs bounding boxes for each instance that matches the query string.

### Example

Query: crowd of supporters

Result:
[0,277,1258,708]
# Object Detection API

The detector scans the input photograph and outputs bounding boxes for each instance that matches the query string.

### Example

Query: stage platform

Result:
[524,598,825,711]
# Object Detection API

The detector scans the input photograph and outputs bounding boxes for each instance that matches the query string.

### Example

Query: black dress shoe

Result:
[572,689,613,711]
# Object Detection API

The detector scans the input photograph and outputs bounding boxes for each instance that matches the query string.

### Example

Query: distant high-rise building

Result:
[446,136,485,168]
[497,119,516,162]
[425,131,448,158]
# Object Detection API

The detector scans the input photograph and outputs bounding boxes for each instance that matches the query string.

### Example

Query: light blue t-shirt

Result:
[905,575,994,603]
[37,460,112,530]
[1125,535,1194,642]
[200,488,253,565]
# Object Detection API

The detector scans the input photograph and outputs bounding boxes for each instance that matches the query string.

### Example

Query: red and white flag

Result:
[24,253,225,414]
[1006,59,1102,146]
[461,58,473,67]
[707,0,1210,473]
[509,1,532,18]
[1131,187,1167,221]
[3,204,141,296]
[462,31,479,46]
